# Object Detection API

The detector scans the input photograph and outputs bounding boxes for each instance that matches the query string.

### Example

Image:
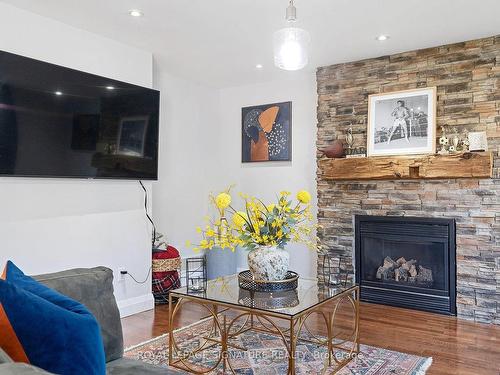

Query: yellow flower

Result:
[191,187,319,254]
[297,190,311,204]
[215,192,231,210]
[232,212,247,228]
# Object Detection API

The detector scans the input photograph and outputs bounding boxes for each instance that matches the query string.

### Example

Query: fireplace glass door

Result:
[361,235,448,292]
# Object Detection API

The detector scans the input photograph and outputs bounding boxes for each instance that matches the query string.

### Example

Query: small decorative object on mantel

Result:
[185,257,207,293]
[438,126,473,155]
[462,130,470,151]
[320,139,344,158]
[367,87,437,156]
[341,127,367,158]
[450,128,461,153]
[468,131,488,152]
[438,126,450,155]
[190,187,319,282]
[345,127,355,155]
[347,146,367,159]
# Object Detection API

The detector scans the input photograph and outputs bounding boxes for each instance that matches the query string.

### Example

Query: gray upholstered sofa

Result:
[0,267,180,374]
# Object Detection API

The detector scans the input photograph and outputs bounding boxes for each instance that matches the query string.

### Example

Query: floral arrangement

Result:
[189,188,319,253]
[438,126,470,155]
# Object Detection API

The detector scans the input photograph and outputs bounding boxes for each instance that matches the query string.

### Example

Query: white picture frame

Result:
[367,87,437,157]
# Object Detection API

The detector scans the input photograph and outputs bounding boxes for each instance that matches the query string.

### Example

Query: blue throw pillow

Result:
[0,261,106,375]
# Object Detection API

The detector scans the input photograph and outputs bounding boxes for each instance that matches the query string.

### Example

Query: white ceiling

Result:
[4,0,500,88]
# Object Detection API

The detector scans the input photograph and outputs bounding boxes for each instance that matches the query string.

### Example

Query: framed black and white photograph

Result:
[367,87,436,156]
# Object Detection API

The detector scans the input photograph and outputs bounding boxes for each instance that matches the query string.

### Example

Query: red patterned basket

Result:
[152,245,181,304]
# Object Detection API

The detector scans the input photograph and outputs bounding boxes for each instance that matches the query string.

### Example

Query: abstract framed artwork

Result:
[367,87,436,156]
[242,101,292,162]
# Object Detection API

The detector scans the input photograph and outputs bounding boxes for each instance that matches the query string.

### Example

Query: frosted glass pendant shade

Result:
[273,27,310,71]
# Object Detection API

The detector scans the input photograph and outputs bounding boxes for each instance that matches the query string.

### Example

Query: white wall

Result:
[0,3,154,317]
[0,4,319,310]
[153,72,318,278]
[152,71,222,260]
[218,74,318,278]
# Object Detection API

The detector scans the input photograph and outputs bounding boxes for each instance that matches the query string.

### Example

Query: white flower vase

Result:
[247,246,290,281]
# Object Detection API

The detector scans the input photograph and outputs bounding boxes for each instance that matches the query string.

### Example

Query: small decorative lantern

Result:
[319,253,349,287]
[185,256,207,293]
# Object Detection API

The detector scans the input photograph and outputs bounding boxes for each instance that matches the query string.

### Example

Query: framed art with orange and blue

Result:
[242,101,292,163]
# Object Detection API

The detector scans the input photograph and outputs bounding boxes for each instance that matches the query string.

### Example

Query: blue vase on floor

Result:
[205,248,237,280]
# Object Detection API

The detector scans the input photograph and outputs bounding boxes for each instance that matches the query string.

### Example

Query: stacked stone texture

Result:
[316,35,500,324]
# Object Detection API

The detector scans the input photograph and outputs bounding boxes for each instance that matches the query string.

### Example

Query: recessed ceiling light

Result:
[55,91,63,96]
[128,9,143,17]
[376,34,389,41]
[256,64,263,69]
[106,86,115,90]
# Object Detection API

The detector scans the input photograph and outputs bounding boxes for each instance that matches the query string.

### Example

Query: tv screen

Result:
[0,50,159,180]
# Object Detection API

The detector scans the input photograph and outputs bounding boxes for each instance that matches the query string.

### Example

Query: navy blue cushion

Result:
[0,261,106,375]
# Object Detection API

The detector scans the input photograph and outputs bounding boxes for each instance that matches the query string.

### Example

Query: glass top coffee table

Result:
[168,275,360,374]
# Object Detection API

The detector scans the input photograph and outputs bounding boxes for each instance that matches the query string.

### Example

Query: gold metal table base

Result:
[168,286,360,374]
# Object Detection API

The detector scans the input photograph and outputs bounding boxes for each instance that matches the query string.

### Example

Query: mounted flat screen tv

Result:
[0,50,160,180]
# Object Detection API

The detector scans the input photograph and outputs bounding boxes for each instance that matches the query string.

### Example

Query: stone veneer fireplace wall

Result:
[316,35,499,324]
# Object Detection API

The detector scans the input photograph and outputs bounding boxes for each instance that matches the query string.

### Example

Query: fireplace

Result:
[355,215,456,315]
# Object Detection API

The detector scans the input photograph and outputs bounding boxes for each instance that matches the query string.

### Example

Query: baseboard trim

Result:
[117,293,154,318]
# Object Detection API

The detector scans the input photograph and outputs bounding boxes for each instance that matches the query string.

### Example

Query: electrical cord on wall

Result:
[122,266,152,284]
[139,180,156,247]
[121,181,158,285]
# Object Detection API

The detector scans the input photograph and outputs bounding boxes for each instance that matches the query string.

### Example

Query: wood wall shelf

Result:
[318,152,493,180]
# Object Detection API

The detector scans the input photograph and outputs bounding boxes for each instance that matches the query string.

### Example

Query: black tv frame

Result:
[0,49,160,181]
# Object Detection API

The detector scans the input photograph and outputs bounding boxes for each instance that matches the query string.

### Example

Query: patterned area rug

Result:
[125,317,432,374]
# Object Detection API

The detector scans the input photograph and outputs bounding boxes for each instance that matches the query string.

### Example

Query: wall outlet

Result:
[118,267,127,280]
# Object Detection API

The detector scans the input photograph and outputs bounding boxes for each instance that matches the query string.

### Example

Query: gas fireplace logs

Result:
[376,256,433,286]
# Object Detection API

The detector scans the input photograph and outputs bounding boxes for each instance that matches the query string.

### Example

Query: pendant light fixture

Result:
[273,0,310,71]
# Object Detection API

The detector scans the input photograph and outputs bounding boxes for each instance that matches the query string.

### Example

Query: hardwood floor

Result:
[122,302,500,374]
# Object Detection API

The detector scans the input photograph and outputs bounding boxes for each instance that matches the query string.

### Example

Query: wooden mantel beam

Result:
[317,152,493,180]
